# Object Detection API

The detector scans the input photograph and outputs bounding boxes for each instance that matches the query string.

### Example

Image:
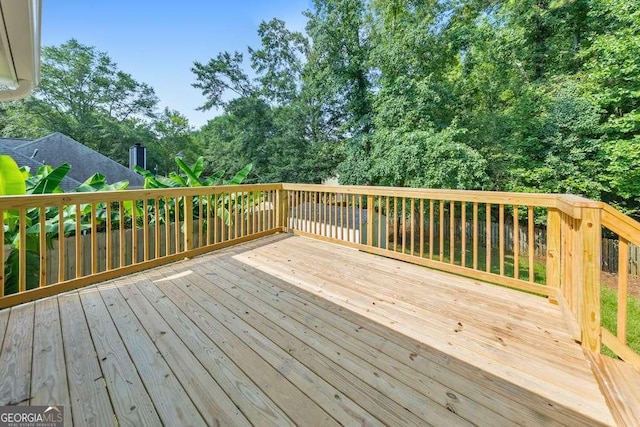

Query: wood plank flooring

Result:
[0,234,618,426]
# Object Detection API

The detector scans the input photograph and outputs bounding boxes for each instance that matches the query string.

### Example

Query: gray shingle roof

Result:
[0,141,83,191]
[1,133,144,188]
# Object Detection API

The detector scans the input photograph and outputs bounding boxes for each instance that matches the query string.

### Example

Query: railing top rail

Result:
[282,184,601,218]
[0,183,283,208]
[602,203,640,246]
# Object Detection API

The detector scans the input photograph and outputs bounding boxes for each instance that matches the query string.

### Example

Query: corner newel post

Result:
[184,195,194,251]
[579,206,602,352]
[277,187,289,232]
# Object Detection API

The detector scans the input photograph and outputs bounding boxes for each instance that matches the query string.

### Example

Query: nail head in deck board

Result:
[149,275,343,427]
[58,293,114,426]
[97,285,206,427]
[0,303,34,405]
[112,278,251,426]
[133,278,296,426]
[30,298,72,424]
[79,289,162,426]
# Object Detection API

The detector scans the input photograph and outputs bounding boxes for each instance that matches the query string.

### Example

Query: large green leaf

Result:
[224,163,252,185]
[193,156,205,178]
[0,155,27,196]
[175,157,202,186]
[29,163,71,194]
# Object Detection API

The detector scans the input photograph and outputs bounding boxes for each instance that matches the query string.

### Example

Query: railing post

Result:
[277,188,289,231]
[546,208,561,292]
[184,195,194,251]
[578,207,602,352]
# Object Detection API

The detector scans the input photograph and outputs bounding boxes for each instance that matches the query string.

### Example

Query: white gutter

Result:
[0,0,41,101]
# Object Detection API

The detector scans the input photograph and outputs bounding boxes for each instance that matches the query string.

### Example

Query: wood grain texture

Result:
[79,288,161,427]
[30,298,72,424]
[97,284,206,427]
[58,293,114,426]
[0,302,34,405]
[587,351,640,426]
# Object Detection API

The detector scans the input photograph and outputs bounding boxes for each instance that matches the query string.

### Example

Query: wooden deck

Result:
[0,234,616,426]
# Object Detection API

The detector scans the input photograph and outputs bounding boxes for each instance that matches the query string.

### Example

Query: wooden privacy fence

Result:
[1,183,639,367]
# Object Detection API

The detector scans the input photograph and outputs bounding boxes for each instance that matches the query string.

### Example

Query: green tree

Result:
[2,39,159,164]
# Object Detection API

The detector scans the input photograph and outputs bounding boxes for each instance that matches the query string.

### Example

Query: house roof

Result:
[0,132,144,190]
[0,140,82,191]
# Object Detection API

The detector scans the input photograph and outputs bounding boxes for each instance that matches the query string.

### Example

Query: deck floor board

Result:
[0,234,620,426]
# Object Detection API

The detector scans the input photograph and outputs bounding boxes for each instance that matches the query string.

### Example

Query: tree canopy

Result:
[2,0,639,217]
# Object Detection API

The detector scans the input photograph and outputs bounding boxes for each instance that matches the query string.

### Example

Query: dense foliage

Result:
[1,0,639,216]
[190,0,639,216]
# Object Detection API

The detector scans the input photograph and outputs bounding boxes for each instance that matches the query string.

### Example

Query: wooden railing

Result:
[0,184,281,308]
[0,183,638,366]
[281,184,638,366]
[600,204,640,366]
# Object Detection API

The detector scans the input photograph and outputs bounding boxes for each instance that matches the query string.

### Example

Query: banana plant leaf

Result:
[27,164,70,194]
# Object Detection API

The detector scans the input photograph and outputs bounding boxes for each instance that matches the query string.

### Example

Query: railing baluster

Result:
[473,202,478,270]
[528,206,535,282]
[345,193,351,242]
[75,204,82,277]
[153,198,160,258]
[461,202,466,268]
[119,202,125,266]
[206,194,212,245]
[39,207,46,286]
[618,237,629,344]
[58,205,65,283]
[513,205,519,280]
[91,203,98,274]
[410,199,415,255]
[486,203,491,273]
[19,208,27,291]
[384,197,389,250]
[450,200,455,264]
[499,204,505,276]
[378,197,383,249]
[359,195,363,242]
[429,200,434,259]
[419,199,424,257]
[164,197,171,254]
[402,197,407,254]
[143,199,149,261]
[176,196,182,249]
[439,200,444,262]
[132,199,139,262]
[391,197,396,251]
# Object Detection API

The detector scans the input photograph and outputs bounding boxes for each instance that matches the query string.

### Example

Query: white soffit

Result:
[0,0,41,101]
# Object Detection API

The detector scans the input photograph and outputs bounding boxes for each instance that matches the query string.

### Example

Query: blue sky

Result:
[42,1,312,129]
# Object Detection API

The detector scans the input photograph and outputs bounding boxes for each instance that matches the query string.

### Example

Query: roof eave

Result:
[0,0,41,101]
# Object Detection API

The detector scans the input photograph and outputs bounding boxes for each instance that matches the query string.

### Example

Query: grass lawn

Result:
[601,285,640,356]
